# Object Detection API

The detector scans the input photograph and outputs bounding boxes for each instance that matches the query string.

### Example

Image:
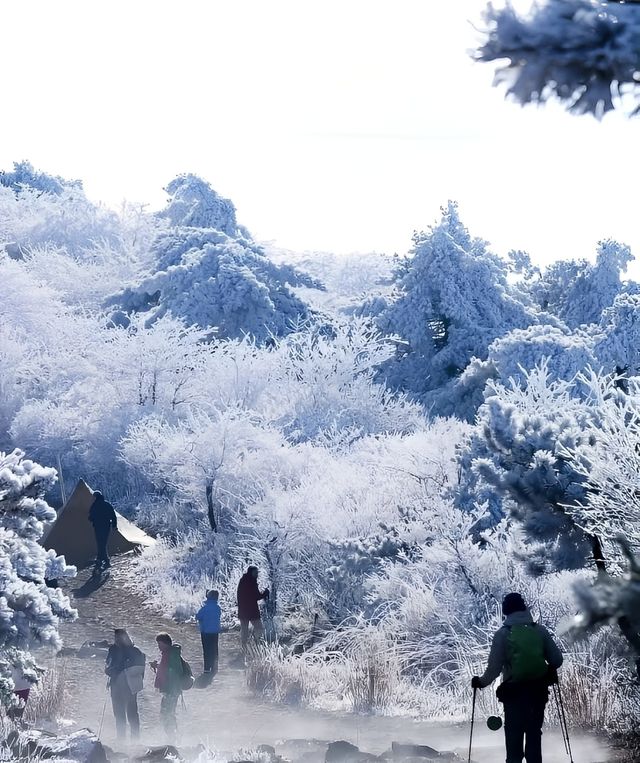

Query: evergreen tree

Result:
[529,240,633,328]
[594,291,640,376]
[108,175,323,342]
[380,202,535,414]
[0,449,76,707]
[475,0,640,117]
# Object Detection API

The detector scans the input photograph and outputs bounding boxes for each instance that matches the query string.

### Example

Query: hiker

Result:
[89,491,117,568]
[150,633,188,740]
[105,628,145,740]
[472,592,563,763]
[196,589,221,675]
[237,565,269,651]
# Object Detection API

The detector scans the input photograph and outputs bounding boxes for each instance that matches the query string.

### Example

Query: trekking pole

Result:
[552,685,570,756]
[556,682,575,763]
[467,687,477,763]
[97,693,108,740]
[554,682,575,763]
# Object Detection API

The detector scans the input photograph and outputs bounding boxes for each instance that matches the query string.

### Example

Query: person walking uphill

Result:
[237,565,269,652]
[196,589,221,675]
[472,592,563,763]
[89,491,117,568]
[105,629,145,741]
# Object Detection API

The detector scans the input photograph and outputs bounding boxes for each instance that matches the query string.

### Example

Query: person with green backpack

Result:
[472,592,563,763]
[150,633,194,741]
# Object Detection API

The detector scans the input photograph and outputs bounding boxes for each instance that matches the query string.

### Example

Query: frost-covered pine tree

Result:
[108,175,323,343]
[462,363,597,571]
[0,449,76,707]
[594,291,640,376]
[529,240,633,328]
[380,202,535,416]
[466,366,640,676]
[158,174,243,237]
[475,0,640,117]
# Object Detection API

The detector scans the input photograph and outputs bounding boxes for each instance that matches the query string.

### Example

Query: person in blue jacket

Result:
[196,590,221,674]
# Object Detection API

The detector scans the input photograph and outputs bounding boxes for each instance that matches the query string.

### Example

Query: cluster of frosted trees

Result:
[1,163,638,730]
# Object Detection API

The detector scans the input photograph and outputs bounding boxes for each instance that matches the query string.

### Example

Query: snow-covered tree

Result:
[529,240,633,328]
[108,176,324,342]
[159,174,243,237]
[269,320,421,444]
[0,450,76,707]
[380,202,535,415]
[466,366,640,677]
[594,291,640,376]
[0,160,81,195]
[463,363,598,571]
[475,0,640,117]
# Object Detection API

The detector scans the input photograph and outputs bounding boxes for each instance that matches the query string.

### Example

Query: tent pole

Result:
[56,454,67,505]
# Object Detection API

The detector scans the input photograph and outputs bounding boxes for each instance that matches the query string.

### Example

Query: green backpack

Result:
[506,623,548,682]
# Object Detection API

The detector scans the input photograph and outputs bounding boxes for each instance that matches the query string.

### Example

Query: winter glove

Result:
[546,666,559,686]
[471,675,483,690]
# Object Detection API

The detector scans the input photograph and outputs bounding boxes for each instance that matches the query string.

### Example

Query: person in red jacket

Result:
[237,565,269,651]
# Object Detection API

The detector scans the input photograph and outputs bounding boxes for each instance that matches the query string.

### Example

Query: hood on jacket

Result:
[503,609,534,627]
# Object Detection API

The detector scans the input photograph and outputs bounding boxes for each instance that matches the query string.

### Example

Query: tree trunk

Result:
[205,480,217,533]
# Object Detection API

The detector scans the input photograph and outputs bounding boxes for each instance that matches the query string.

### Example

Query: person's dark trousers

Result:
[503,689,547,763]
[94,524,111,565]
[110,674,140,739]
[201,632,219,673]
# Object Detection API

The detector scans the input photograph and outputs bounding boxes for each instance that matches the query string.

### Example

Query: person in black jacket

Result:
[89,491,117,568]
[105,629,145,740]
[237,566,269,651]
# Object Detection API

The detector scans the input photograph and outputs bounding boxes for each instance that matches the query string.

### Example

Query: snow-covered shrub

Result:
[461,324,597,394]
[0,163,121,255]
[0,450,76,708]
[269,320,422,443]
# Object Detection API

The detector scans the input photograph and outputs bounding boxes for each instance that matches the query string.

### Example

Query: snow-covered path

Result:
[48,555,615,762]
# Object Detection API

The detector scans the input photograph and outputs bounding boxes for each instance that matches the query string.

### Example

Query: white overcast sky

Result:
[2,0,638,267]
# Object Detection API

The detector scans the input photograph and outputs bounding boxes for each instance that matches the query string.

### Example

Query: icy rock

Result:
[390,744,461,762]
[257,746,276,757]
[6,728,107,762]
[325,742,377,763]
[134,746,184,761]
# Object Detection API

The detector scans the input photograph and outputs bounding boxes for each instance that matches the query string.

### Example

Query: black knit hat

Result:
[502,592,527,616]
